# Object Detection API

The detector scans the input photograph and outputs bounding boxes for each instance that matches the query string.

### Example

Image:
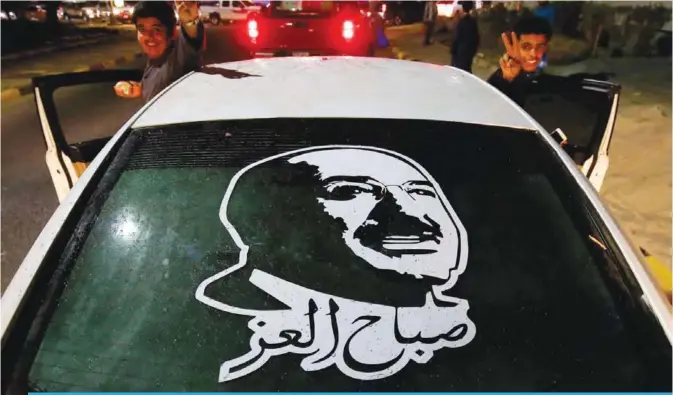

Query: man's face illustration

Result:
[289,148,460,280]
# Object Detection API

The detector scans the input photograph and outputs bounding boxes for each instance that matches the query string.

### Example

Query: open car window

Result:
[521,75,620,191]
[33,69,144,202]
[5,119,671,392]
[523,76,614,160]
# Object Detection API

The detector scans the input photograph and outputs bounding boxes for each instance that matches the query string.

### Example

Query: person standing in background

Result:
[423,1,438,46]
[533,1,554,69]
[370,1,389,48]
[533,1,555,27]
[450,1,480,73]
[114,1,205,103]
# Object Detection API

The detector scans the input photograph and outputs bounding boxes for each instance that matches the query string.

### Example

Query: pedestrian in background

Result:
[423,1,438,46]
[114,1,205,102]
[533,1,555,28]
[450,1,480,73]
[533,1,554,69]
[371,2,389,48]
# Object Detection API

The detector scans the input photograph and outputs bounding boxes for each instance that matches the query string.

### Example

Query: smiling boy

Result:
[114,1,204,102]
[487,16,552,106]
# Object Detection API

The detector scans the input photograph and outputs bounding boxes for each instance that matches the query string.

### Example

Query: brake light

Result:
[248,19,259,38]
[342,20,354,39]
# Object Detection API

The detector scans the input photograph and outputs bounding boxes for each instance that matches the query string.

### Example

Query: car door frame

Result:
[32,68,143,202]
[579,78,620,192]
[523,76,621,192]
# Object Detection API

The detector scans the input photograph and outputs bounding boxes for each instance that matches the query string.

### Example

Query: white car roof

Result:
[131,57,539,130]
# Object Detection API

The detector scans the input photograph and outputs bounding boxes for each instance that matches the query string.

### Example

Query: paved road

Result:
[0,24,249,293]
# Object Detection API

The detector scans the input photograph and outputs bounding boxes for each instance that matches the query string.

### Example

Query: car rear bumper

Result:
[251,47,372,58]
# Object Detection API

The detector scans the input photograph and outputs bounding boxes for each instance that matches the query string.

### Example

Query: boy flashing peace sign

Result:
[486,16,552,106]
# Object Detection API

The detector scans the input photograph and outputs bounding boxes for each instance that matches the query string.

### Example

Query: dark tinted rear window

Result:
[20,119,672,391]
[265,0,336,17]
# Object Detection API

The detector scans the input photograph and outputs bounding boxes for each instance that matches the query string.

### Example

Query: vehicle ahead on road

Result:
[200,0,260,25]
[380,0,425,26]
[653,20,672,56]
[0,10,17,20]
[111,1,136,24]
[245,1,375,58]
[61,1,108,22]
[2,58,672,392]
[21,3,47,22]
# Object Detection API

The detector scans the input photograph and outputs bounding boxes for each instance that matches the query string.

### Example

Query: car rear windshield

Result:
[21,119,671,392]
[265,0,336,17]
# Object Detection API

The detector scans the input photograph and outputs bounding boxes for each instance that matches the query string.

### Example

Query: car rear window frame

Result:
[3,118,670,393]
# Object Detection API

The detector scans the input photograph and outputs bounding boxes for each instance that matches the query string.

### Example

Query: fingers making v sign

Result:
[499,32,522,82]
[174,1,199,23]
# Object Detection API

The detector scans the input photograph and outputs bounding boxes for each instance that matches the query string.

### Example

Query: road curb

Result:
[1,33,118,62]
[390,46,421,62]
[386,23,424,34]
[1,51,144,103]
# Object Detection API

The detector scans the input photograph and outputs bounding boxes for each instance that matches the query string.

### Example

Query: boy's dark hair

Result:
[461,1,475,13]
[514,16,553,41]
[132,1,176,32]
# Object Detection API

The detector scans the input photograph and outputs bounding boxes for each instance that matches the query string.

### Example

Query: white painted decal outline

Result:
[195,145,475,382]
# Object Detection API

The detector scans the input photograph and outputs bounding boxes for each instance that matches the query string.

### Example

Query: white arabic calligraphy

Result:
[219,269,476,382]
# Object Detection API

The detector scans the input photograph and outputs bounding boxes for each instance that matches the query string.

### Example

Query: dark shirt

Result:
[141,23,205,103]
[487,68,594,108]
[451,15,479,62]
[486,67,548,107]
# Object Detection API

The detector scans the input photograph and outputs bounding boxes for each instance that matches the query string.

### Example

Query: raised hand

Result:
[499,32,522,81]
[174,1,199,23]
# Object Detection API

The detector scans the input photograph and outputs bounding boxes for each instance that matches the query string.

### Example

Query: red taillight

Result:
[248,19,259,38]
[342,20,354,39]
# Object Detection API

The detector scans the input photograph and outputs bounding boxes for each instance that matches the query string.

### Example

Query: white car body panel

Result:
[132,57,538,130]
[586,89,619,192]
[2,57,671,348]
[36,88,74,202]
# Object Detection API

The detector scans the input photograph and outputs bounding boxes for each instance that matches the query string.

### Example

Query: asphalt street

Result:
[0,24,250,293]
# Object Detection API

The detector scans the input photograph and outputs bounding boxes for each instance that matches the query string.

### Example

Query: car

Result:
[111,1,135,24]
[0,9,18,20]
[380,0,425,26]
[21,3,47,22]
[653,20,672,56]
[200,0,261,25]
[61,1,99,22]
[1,57,672,392]
[245,1,376,58]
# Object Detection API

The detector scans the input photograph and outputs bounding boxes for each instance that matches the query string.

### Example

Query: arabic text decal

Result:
[195,146,475,382]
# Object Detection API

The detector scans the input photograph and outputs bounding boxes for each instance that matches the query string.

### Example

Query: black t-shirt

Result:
[141,23,205,103]
[451,15,480,60]
[486,68,543,107]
